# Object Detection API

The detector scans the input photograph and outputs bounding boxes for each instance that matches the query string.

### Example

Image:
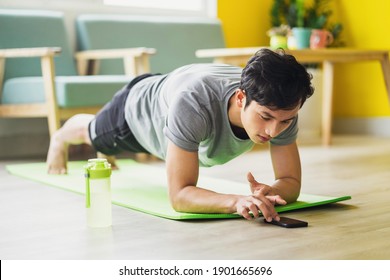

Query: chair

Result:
[0,9,155,136]
[75,14,225,74]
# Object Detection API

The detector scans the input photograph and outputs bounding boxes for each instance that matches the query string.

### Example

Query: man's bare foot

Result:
[47,131,68,174]
[46,114,94,174]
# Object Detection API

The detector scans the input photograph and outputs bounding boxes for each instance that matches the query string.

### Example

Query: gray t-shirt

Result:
[125,63,297,167]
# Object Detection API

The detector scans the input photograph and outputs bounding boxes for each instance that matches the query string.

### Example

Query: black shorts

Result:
[88,73,156,155]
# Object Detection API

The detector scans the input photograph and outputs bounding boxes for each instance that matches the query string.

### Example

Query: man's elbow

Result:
[168,190,188,213]
[288,192,300,203]
[287,183,301,203]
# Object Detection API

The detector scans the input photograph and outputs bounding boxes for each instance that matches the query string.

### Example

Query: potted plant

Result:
[269,0,343,49]
[266,24,290,49]
[268,0,344,138]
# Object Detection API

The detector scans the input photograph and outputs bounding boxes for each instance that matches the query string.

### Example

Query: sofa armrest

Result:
[75,47,156,76]
[0,47,61,131]
[0,47,61,58]
[0,47,61,102]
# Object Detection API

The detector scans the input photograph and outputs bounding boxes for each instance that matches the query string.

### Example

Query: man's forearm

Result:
[169,185,240,214]
[271,177,301,203]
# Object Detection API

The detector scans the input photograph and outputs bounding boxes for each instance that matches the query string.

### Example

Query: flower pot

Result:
[292,27,312,49]
[310,29,334,49]
[269,35,288,50]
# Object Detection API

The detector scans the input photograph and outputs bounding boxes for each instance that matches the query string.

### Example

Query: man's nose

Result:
[265,123,282,138]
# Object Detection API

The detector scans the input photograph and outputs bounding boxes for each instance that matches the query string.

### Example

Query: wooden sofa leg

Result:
[96,152,118,169]
[41,55,60,136]
[135,153,159,162]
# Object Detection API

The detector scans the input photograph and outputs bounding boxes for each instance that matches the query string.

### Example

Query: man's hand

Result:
[237,172,287,221]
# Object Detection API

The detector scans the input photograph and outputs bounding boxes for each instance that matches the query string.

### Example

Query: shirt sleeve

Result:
[163,92,209,152]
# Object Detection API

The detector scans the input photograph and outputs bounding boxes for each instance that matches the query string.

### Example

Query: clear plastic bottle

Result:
[84,158,112,227]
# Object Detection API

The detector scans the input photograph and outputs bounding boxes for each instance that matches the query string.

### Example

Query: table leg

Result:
[379,53,390,104]
[322,61,334,146]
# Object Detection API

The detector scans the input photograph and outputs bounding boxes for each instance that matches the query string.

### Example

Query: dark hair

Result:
[240,49,314,110]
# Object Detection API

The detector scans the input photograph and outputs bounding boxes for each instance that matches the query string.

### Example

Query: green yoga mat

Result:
[6,160,351,220]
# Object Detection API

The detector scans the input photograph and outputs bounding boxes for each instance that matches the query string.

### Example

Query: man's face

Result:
[240,99,300,144]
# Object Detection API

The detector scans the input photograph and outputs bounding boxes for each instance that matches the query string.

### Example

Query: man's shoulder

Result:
[168,63,241,90]
[172,63,242,76]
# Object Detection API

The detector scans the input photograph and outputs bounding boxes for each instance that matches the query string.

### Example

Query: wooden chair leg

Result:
[135,153,160,162]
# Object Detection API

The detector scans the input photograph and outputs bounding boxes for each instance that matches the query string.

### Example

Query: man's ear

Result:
[236,89,246,108]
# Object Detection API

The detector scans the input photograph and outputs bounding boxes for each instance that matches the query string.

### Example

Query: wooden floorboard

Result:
[0,135,389,260]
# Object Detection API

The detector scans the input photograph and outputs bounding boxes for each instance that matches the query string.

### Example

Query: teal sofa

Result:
[75,14,226,74]
[0,9,225,157]
[0,9,153,135]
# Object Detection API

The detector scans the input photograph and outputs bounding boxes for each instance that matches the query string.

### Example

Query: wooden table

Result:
[196,47,390,145]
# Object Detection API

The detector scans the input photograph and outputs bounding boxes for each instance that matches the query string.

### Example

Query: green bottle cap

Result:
[85,158,112,179]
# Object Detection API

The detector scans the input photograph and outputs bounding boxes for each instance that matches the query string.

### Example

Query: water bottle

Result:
[84,158,112,227]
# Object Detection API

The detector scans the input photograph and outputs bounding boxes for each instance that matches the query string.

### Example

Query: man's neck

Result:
[227,90,248,139]
[230,125,249,140]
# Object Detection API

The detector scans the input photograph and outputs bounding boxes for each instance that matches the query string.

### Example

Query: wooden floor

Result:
[0,135,389,260]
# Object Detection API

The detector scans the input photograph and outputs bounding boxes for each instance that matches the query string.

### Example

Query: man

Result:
[47,49,314,221]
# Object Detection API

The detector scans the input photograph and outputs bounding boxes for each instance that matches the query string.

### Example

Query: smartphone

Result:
[264,216,308,228]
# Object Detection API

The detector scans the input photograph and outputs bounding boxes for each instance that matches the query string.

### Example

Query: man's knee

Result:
[58,114,94,145]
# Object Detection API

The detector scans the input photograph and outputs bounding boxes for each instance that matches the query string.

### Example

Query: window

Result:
[103,0,216,17]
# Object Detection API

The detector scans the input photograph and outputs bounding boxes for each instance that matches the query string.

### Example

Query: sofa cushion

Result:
[2,76,131,108]
[76,15,226,74]
[0,9,77,80]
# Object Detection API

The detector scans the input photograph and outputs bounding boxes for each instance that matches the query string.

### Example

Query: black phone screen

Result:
[264,217,308,228]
